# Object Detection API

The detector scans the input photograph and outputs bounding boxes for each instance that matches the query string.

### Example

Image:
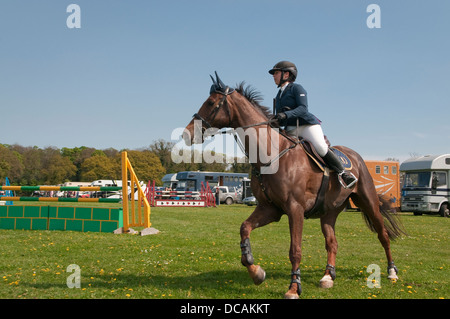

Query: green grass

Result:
[0,203,447,299]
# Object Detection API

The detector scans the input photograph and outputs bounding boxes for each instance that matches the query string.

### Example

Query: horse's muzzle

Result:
[182,129,193,146]
[182,128,205,146]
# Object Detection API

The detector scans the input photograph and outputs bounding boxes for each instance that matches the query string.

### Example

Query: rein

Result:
[192,88,301,169]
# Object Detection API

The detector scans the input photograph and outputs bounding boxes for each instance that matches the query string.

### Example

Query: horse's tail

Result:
[361,195,407,240]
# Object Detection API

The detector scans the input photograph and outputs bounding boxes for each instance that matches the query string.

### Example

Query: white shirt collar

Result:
[280,82,290,93]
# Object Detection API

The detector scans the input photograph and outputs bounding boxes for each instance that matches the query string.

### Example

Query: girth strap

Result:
[304,167,330,219]
[251,167,273,203]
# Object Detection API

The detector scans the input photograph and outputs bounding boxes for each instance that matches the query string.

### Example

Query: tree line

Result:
[0,139,251,186]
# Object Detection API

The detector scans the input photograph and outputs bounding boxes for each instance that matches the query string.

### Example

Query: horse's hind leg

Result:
[351,188,399,281]
[240,205,282,285]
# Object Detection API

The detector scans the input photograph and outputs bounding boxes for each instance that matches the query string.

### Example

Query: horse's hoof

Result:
[284,292,299,299]
[248,265,266,285]
[319,274,334,288]
[388,268,398,281]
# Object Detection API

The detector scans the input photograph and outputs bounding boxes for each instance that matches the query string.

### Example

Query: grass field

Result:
[0,203,447,299]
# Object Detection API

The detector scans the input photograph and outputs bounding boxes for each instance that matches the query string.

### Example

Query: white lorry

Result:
[400,154,450,217]
[90,179,146,200]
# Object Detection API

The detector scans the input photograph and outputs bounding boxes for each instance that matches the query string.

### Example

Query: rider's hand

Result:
[275,112,287,121]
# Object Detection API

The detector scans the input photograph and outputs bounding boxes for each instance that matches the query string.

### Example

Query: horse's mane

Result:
[234,81,272,119]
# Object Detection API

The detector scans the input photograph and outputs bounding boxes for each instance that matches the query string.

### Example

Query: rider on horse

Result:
[269,60,357,188]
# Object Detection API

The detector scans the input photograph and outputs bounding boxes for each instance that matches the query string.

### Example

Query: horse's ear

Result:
[215,71,226,90]
[210,73,218,94]
[210,74,217,86]
[209,71,235,95]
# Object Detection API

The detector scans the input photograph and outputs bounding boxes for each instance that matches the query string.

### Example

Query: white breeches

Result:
[286,124,329,157]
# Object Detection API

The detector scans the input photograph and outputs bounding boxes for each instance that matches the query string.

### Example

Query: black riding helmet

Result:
[268,61,298,87]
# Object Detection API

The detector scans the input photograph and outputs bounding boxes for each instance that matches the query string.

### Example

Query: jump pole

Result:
[0,197,120,203]
[0,186,122,192]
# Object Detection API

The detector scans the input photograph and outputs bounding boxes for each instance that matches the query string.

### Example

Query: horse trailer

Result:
[349,160,401,210]
[400,154,450,217]
[175,171,248,192]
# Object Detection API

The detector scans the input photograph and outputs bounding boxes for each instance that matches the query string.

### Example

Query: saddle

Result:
[298,138,353,219]
[300,138,353,172]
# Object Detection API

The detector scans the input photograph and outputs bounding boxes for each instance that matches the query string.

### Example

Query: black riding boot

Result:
[322,150,358,189]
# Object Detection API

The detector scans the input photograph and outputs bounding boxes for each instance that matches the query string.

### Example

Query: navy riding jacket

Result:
[274,82,321,126]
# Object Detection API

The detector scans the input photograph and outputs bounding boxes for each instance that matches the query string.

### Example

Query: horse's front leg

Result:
[284,206,304,299]
[240,204,282,286]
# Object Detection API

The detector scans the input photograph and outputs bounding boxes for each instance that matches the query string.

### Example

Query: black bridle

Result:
[192,86,233,130]
[191,74,300,173]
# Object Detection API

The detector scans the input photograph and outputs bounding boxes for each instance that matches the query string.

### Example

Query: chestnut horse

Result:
[182,73,405,299]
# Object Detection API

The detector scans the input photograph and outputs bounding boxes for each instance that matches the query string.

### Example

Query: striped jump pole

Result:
[0,197,120,203]
[0,186,121,192]
[0,186,121,204]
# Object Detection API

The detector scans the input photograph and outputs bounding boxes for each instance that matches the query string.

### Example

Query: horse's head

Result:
[183,72,235,145]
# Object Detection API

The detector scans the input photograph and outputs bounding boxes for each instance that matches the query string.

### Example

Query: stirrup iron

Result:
[338,171,357,189]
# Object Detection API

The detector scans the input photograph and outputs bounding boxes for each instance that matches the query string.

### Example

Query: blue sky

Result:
[1,0,449,163]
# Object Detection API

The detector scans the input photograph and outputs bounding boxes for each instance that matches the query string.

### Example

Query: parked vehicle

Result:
[400,154,450,217]
[161,173,178,189]
[90,179,146,200]
[215,186,240,205]
[242,177,253,199]
[90,179,124,187]
[78,192,91,198]
[349,160,400,210]
[175,171,248,192]
[243,196,258,206]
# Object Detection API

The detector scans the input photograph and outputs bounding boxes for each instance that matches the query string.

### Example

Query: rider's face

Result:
[272,71,288,86]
